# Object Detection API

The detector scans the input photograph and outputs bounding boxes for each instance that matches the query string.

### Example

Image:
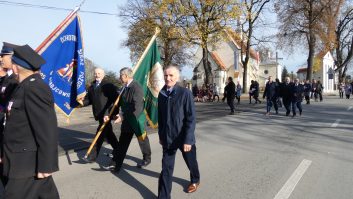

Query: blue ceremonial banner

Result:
[37,10,86,117]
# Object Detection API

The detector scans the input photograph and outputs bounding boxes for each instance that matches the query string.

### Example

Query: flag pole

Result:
[83,27,161,159]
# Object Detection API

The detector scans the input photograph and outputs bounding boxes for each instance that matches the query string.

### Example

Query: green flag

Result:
[133,39,164,140]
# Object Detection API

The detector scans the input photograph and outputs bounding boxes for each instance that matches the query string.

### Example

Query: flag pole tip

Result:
[155,27,161,35]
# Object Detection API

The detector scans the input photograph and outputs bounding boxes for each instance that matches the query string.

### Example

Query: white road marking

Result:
[348,106,352,111]
[274,159,312,199]
[331,119,341,128]
[90,124,99,127]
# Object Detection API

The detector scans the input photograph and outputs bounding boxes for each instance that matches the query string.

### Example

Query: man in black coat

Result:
[263,76,279,115]
[0,42,19,190]
[291,78,304,117]
[1,44,59,198]
[79,68,119,162]
[157,65,200,198]
[281,76,293,116]
[106,67,152,172]
[223,76,236,115]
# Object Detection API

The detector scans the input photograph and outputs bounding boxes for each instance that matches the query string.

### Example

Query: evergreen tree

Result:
[282,66,289,82]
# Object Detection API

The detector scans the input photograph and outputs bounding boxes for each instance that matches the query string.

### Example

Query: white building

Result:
[296,51,336,94]
[259,59,283,91]
[192,29,260,94]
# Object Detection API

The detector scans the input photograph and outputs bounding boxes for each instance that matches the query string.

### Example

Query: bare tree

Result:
[119,0,190,68]
[238,0,270,92]
[172,0,239,84]
[275,0,333,81]
[335,5,353,82]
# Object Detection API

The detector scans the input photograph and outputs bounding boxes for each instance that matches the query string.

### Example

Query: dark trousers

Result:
[114,122,152,170]
[158,145,200,199]
[339,91,344,98]
[266,98,278,113]
[283,98,291,115]
[227,97,235,113]
[96,119,119,158]
[292,101,302,115]
[213,94,219,102]
[138,136,151,162]
[304,95,310,104]
[4,176,59,199]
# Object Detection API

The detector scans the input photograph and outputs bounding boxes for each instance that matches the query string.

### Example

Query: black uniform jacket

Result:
[0,73,18,117]
[2,73,59,179]
[83,79,118,121]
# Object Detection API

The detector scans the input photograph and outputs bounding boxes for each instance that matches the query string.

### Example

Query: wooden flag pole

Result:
[84,27,161,159]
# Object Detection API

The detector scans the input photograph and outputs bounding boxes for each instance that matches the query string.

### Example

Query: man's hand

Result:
[113,114,123,124]
[103,115,110,123]
[183,144,192,152]
[37,172,52,179]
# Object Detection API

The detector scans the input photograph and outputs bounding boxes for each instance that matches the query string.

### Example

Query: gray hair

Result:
[164,65,180,80]
[120,67,133,78]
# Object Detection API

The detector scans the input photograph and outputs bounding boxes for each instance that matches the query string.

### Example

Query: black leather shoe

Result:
[137,160,151,168]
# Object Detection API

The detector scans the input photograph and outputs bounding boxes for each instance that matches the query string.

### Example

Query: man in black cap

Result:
[0,44,59,198]
[0,42,19,190]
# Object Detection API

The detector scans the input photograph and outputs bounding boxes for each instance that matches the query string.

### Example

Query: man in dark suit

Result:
[223,76,236,115]
[105,67,152,172]
[1,44,59,198]
[291,78,304,117]
[263,76,279,115]
[158,65,200,198]
[79,68,119,162]
[281,76,293,116]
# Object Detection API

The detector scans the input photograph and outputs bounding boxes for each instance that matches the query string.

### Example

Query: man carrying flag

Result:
[104,67,152,173]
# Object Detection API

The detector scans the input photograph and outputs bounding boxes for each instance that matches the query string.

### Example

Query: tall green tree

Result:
[281,66,288,82]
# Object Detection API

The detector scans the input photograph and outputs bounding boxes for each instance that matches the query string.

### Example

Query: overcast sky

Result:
[0,0,310,79]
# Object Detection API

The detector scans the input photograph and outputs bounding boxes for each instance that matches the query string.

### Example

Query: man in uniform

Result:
[79,67,119,162]
[157,65,200,198]
[0,42,19,191]
[0,44,59,198]
[105,67,152,172]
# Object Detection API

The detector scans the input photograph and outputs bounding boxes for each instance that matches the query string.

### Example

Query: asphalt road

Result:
[50,96,353,199]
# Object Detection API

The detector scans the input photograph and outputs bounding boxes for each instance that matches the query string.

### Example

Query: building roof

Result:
[210,51,227,70]
[297,67,307,73]
[224,28,260,62]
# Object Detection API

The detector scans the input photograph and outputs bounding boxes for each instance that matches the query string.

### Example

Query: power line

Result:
[0,0,118,16]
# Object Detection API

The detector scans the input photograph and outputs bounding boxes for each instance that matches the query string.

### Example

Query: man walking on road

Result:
[157,65,200,198]
[106,67,152,172]
[79,68,119,162]
[223,77,236,115]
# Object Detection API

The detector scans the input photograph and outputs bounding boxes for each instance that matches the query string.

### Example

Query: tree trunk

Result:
[202,47,212,85]
[306,30,316,81]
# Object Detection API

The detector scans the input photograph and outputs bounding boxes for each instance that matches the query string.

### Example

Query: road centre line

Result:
[348,106,352,111]
[273,159,312,199]
[331,119,341,128]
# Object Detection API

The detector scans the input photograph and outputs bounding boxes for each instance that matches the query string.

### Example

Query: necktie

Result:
[96,82,100,88]
[167,90,171,96]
